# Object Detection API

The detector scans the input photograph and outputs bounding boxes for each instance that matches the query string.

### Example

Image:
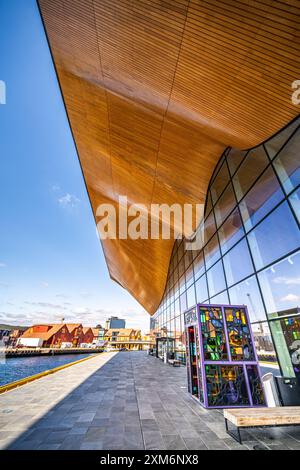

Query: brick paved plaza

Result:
[1,352,300,450]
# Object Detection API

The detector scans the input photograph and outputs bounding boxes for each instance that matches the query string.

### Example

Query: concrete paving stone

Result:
[163,434,187,450]
[183,438,208,450]
[143,431,166,450]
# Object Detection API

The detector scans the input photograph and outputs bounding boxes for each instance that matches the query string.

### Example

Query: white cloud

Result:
[0,262,6,268]
[273,276,300,285]
[58,193,80,208]
[41,281,49,288]
[280,294,300,303]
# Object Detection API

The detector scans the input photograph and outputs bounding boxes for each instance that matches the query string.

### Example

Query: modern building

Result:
[38,2,300,385]
[105,317,126,329]
[150,118,300,379]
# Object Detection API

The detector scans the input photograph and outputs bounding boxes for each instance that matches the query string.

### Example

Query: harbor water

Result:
[0,353,93,386]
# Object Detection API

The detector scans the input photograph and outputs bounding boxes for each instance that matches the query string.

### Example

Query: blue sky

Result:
[0,0,149,331]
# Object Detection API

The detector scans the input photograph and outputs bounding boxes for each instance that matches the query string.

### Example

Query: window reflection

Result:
[210,291,229,304]
[227,148,248,176]
[187,285,196,308]
[195,274,208,303]
[210,161,230,204]
[207,259,226,297]
[204,234,221,269]
[273,128,300,195]
[233,146,269,201]
[248,201,300,270]
[205,191,213,218]
[289,188,300,223]
[257,251,300,317]
[239,166,284,231]
[204,211,217,244]
[265,118,300,159]
[252,321,276,361]
[214,183,236,227]
[223,238,254,287]
[193,251,205,280]
[218,208,244,254]
[228,275,265,323]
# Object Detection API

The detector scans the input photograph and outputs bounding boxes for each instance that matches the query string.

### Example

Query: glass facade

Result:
[150,117,300,377]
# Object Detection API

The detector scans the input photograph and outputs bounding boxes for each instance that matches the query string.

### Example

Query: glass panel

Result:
[184,249,193,271]
[185,263,194,289]
[289,188,300,223]
[193,251,205,280]
[219,208,244,255]
[204,211,216,244]
[205,365,250,406]
[227,149,248,176]
[204,234,220,269]
[246,365,265,405]
[180,292,187,313]
[177,241,184,262]
[248,201,300,271]
[257,251,300,318]
[228,275,266,323]
[273,128,300,195]
[205,191,213,218]
[210,291,229,305]
[199,306,228,360]
[207,260,226,297]
[252,321,277,362]
[239,166,284,231]
[174,298,180,316]
[210,161,230,204]
[224,307,255,361]
[178,254,185,278]
[270,318,297,378]
[179,274,186,295]
[195,274,208,303]
[187,285,196,308]
[233,146,269,201]
[214,183,236,227]
[265,118,300,159]
[223,238,254,287]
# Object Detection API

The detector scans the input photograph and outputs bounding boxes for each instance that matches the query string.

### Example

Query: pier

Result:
[2,347,104,358]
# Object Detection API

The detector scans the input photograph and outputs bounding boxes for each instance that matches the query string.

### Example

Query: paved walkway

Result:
[1,351,300,450]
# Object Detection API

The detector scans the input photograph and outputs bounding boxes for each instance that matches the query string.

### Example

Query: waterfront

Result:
[0,353,94,386]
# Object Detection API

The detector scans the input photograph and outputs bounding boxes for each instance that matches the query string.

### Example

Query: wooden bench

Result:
[224,407,300,444]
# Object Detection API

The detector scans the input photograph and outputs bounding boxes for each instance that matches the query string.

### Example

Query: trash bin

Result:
[262,373,281,407]
[275,376,300,406]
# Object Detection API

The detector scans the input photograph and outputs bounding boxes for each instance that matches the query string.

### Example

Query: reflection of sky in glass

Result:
[228,275,266,323]
[223,238,254,286]
[289,189,300,223]
[258,251,300,316]
[248,201,300,270]
[195,275,208,303]
[239,167,284,231]
[207,260,226,297]
[210,291,229,305]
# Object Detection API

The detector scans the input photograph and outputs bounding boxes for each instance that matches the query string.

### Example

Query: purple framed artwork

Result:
[184,303,266,409]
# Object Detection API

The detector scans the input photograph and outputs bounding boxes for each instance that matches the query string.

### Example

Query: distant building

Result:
[105,316,126,329]
[18,323,95,348]
[104,328,141,350]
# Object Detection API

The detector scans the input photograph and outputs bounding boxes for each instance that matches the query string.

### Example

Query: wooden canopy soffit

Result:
[38,0,300,314]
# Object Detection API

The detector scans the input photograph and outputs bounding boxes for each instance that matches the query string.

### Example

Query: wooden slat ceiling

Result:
[38,0,300,315]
